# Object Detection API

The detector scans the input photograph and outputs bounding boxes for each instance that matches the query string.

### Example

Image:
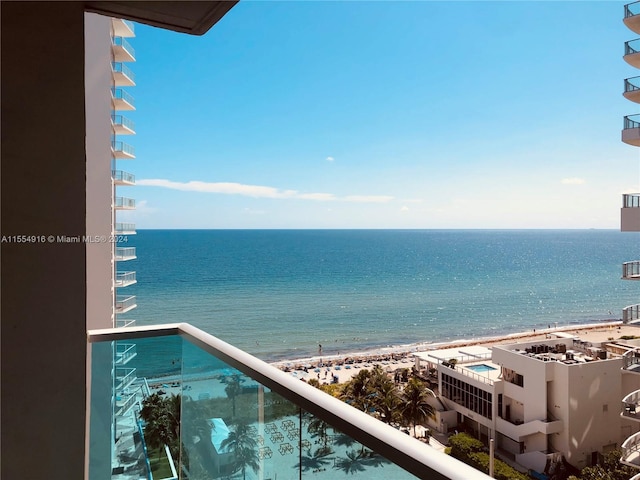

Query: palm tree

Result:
[224,374,243,418]
[373,381,401,425]
[401,378,434,437]
[307,416,333,455]
[140,393,181,459]
[220,422,259,480]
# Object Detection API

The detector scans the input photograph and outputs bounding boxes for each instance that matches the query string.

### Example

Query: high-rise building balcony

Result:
[111,62,135,87]
[623,349,640,374]
[622,194,640,231]
[112,170,135,186]
[111,115,135,135]
[111,17,135,38]
[89,323,492,480]
[622,390,640,423]
[115,317,136,328]
[111,140,135,159]
[622,431,640,468]
[114,196,135,210]
[623,115,640,146]
[115,367,136,391]
[623,303,640,323]
[115,295,137,314]
[114,271,136,288]
[625,40,640,68]
[114,222,136,235]
[623,261,640,280]
[625,77,640,104]
[115,391,138,416]
[626,2,640,35]
[112,36,135,63]
[115,247,136,261]
[111,88,135,111]
[115,343,137,366]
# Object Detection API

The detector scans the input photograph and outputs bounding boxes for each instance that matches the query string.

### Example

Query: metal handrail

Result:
[111,115,135,132]
[114,197,135,209]
[623,193,640,208]
[112,141,135,157]
[88,323,492,480]
[624,304,640,323]
[625,115,640,130]
[623,261,640,279]
[626,77,640,93]
[115,247,136,260]
[112,170,135,184]
[626,40,640,56]
[115,271,136,286]
[111,87,135,106]
[111,62,135,83]
[626,2,640,19]
[113,36,135,58]
[114,222,136,233]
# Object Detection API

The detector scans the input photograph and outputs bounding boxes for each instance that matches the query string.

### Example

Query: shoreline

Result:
[144,320,640,391]
[270,319,636,370]
[264,318,625,366]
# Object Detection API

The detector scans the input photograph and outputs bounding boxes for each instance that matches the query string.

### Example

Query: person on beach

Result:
[318,344,322,354]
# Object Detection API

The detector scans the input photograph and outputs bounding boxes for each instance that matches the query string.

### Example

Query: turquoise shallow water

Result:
[121,229,640,363]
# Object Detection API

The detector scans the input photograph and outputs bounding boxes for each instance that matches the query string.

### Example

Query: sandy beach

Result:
[272,320,640,385]
[146,321,640,397]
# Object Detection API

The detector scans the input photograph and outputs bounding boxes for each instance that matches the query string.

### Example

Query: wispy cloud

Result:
[326,156,335,162]
[400,205,410,212]
[138,179,394,203]
[561,177,586,185]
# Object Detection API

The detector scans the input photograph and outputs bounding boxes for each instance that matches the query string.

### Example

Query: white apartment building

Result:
[620,2,640,479]
[416,333,640,474]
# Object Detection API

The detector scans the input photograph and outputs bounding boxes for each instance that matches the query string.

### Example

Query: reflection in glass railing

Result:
[89,325,491,479]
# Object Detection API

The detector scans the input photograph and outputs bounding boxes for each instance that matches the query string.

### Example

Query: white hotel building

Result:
[416,333,640,474]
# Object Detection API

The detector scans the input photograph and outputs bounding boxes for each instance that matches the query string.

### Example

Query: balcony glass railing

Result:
[89,324,491,480]
[112,170,135,184]
[115,343,137,365]
[115,367,137,391]
[111,115,135,133]
[111,62,135,83]
[623,193,640,208]
[625,115,640,130]
[114,222,136,234]
[115,271,136,287]
[113,36,135,59]
[627,1,640,18]
[112,141,135,157]
[115,247,136,260]
[622,431,640,467]
[627,39,640,56]
[623,261,640,279]
[114,197,136,209]
[624,304,640,323]
[111,87,135,107]
[626,77,640,94]
[116,295,137,314]
[115,317,136,328]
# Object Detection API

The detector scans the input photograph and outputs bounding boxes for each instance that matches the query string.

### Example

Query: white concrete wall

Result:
[85,13,115,330]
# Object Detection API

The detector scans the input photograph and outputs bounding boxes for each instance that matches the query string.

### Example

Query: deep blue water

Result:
[120,229,640,363]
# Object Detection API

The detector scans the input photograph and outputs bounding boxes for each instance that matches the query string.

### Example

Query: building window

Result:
[441,373,492,420]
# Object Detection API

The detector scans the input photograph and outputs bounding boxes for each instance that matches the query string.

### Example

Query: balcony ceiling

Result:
[85,1,238,35]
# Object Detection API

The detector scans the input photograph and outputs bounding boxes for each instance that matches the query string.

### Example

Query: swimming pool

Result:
[466,364,497,373]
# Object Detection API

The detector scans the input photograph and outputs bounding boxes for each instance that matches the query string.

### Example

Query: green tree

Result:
[140,393,181,460]
[220,422,259,480]
[571,449,637,480]
[224,374,243,418]
[400,378,434,437]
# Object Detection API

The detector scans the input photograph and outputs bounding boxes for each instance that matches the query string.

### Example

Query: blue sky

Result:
[120,1,640,229]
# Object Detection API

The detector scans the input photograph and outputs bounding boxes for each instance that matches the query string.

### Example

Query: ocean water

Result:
[122,229,640,363]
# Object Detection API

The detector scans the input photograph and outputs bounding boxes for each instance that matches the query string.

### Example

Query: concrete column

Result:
[1,3,88,479]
